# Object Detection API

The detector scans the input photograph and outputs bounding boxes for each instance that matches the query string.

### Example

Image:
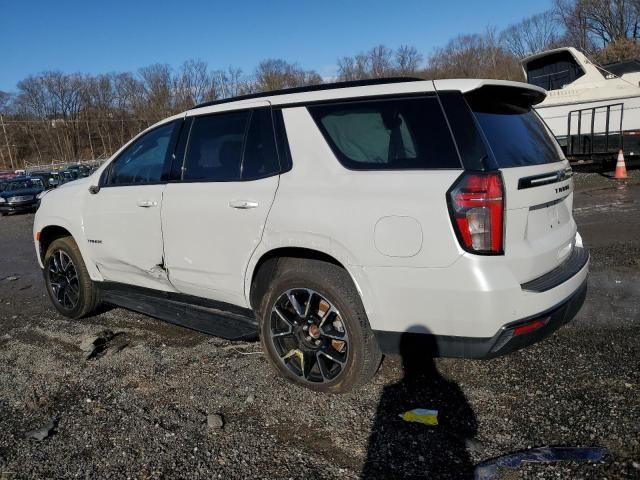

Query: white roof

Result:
[186,78,546,118]
[143,78,547,133]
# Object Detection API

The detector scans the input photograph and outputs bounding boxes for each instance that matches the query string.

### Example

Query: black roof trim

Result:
[192,77,424,110]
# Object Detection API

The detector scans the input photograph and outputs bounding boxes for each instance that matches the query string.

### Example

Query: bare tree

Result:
[368,45,394,77]
[138,64,173,123]
[426,29,522,80]
[174,59,218,109]
[555,0,640,52]
[253,59,322,92]
[582,0,640,45]
[395,45,423,76]
[337,45,422,80]
[502,11,562,57]
[212,67,247,98]
[555,0,594,52]
[337,54,371,81]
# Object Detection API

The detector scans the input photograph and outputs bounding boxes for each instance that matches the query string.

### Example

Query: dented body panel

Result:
[81,184,175,291]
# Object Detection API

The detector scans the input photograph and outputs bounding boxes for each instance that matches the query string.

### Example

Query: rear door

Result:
[161,102,280,306]
[452,86,577,283]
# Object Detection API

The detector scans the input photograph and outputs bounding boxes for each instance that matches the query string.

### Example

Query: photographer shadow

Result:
[362,328,477,479]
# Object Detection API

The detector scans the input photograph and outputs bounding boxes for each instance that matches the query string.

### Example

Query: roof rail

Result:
[192,77,424,109]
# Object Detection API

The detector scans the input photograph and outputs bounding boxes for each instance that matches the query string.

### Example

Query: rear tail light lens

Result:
[448,172,504,254]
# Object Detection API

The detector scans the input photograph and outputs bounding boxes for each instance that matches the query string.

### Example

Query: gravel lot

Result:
[1,171,639,479]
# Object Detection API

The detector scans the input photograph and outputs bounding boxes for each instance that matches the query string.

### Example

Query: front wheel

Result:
[43,236,99,319]
[258,258,382,393]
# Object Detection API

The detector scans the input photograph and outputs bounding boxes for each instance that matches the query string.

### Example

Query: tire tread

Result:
[44,236,99,319]
[258,257,382,393]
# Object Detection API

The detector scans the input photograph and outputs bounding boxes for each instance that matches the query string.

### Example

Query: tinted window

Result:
[526,51,584,91]
[470,101,561,167]
[242,109,279,179]
[309,97,460,169]
[183,111,250,181]
[438,91,491,170]
[273,109,292,172]
[109,122,175,185]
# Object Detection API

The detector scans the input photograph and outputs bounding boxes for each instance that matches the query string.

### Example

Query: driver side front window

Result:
[108,122,175,185]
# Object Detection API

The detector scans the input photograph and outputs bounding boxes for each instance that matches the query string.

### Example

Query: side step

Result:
[98,282,259,340]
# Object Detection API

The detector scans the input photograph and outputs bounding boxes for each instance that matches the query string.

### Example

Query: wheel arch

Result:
[246,246,378,328]
[39,225,73,262]
[36,222,103,281]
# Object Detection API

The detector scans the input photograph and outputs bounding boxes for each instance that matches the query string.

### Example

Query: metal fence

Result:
[23,158,107,175]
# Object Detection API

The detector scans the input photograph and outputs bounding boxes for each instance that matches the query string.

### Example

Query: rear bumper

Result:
[374,277,588,358]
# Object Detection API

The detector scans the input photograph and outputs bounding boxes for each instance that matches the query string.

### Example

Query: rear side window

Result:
[272,109,292,172]
[242,109,280,180]
[469,100,561,168]
[183,111,250,181]
[309,97,460,170]
[182,109,280,182]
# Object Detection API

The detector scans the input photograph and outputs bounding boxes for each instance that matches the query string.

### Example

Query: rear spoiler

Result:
[433,79,547,107]
[465,85,546,109]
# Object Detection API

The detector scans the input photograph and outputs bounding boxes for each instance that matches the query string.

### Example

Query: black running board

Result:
[98,282,259,341]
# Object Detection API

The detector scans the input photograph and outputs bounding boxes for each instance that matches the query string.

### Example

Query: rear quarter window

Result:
[309,97,461,170]
[469,100,562,168]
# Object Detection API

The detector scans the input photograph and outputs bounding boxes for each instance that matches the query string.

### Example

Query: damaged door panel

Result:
[81,119,180,291]
[83,183,175,291]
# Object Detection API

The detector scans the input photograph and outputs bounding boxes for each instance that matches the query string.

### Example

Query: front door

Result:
[162,103,280,306]
[83,120,180,291]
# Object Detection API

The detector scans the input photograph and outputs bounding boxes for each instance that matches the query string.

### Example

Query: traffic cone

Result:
[615,149,628,179]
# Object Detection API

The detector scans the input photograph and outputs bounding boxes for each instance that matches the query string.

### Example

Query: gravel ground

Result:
[0,172,639,479]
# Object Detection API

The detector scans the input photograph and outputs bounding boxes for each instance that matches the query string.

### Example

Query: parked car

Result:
[0,172,16,182]
[0,176,44,215]
[58,170,77,184]
[47,171,61,188]
[29,171,57,190]
[34,78,588,392]
[66,164,92,178]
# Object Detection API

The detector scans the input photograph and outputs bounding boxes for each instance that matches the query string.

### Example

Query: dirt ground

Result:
[1,171,639,479]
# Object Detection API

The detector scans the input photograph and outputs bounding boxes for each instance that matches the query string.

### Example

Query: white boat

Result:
[522,47,640,163]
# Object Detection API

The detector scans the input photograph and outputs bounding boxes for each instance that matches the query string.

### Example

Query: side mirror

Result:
[89,185,100,195]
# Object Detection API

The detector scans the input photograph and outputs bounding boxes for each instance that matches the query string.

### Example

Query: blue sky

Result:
[1,0,552,91]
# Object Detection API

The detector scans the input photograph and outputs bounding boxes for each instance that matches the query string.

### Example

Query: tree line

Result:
[2,0,640,169]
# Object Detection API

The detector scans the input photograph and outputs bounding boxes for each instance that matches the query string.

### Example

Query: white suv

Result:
[34,78,589,392]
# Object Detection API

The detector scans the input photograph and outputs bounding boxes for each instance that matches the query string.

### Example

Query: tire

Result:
[258,258,382,393]
[43,236,99,319]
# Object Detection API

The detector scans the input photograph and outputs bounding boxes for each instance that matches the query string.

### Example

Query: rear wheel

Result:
[258,258,382,393]
[43,236,99,319]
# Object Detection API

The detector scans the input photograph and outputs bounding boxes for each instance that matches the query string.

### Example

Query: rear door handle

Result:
[229,200,259,209]
[136,200,158,208]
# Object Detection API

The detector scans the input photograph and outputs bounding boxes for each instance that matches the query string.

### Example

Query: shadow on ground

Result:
[362,329,477,479]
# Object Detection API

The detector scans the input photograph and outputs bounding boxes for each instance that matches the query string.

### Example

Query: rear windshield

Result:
[470,101,562,168]
[309,97,461,170]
